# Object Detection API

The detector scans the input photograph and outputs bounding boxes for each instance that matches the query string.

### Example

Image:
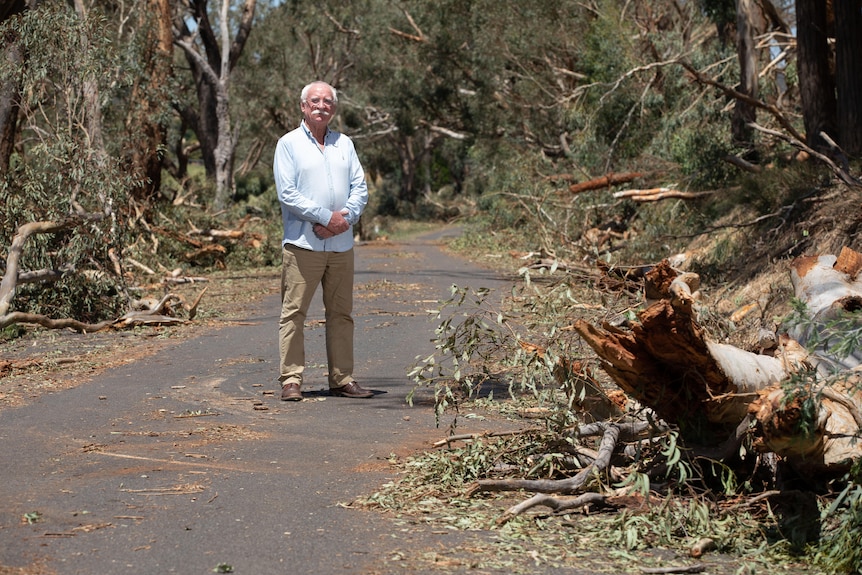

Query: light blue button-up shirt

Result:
[273,121,368,252]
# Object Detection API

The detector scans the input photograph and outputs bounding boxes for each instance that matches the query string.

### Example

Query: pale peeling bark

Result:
[0,220,74,317]
[787,247,862,374]
[747,248,862,471]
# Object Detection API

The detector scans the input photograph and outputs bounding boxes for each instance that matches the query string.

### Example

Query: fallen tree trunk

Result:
[786,247,862,374]
[1,217,210,332]
[574,248,862,471]
[747,247,862,471]
[573,261,797,442]
[749,374,862,472]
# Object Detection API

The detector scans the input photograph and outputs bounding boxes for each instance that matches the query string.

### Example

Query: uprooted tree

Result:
[427,247,862,523]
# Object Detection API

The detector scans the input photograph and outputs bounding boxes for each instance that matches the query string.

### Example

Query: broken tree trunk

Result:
[574,260,796,442]
[786,247,862,374]
[574,248,862,472]
[749,373,862,472]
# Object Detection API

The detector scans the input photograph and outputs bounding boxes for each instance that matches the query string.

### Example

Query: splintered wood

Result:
[575,247,862,473]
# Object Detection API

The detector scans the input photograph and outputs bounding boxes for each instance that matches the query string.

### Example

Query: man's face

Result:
[301,84,336,129]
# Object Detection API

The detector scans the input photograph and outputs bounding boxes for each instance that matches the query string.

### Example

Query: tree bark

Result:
[833,0,862,157]
[731,0,763,155]
[124,0,173,206]
[795,0,837,152]
[73,0,107,166]
[392,133,418,204]
[0,0,27,175]
[0,220,77,317]
[0,27,23,176]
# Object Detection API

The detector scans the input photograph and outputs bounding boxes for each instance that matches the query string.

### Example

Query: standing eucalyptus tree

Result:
[173,0,257,210]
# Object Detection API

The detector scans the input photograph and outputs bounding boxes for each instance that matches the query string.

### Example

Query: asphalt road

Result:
[0,229,512,575]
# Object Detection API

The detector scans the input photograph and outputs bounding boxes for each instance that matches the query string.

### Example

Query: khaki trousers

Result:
[279,244,355,388]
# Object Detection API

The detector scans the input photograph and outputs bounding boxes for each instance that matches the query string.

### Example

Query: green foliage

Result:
[786,299,862,369]
[670,122,736,189]
[698,0,736,29]
[0,4,132,321]
[0,324,28,342]
[408,284,519,420]
[816,482,862,573]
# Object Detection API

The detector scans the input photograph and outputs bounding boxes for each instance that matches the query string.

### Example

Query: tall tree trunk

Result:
[0,27,23,176]
[211,0,236,210]
[394,134,417,205]
[189,72,220,179]
[833,0,862,158]
[73,0,107,167]
[795,0,837,152]
[125,0,173,206]
[731,0,763,156]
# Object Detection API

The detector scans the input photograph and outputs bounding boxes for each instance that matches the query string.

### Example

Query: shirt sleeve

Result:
[342,139,369,226]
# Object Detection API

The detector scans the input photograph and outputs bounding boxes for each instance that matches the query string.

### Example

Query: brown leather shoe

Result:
[329,381,373,398]
[281,383,302,401]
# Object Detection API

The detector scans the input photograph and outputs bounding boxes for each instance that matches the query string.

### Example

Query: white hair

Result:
[300,81,338,104]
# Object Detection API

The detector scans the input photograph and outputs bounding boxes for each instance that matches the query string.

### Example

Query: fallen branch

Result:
[613,188,716,202]
[0,311,114,332]
[0,220,78,316]
[15,265,75,285]
[126,257,156,275]
[186,286,208,320]
[163,276,210,284]
[498,492,608,525]
[472,422,620,496]
[724,154,762,173]
[1,285,207,332]
[748,122,862,189]
[187,228,245,240]
[433,428,544,448]
[568,172,645,195]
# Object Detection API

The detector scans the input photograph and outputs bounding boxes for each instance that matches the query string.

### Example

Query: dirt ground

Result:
[0,267,282,412]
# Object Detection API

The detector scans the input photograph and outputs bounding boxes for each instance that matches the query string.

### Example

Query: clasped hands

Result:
[312,209,350,240]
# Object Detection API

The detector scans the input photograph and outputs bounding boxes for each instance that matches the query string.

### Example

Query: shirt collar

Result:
[300,120,335,145]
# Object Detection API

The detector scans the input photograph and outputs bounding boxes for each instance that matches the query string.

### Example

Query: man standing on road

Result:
[273,80,372,401]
